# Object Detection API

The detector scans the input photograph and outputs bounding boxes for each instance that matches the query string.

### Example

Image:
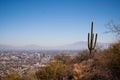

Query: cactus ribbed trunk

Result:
[88,22,98,58]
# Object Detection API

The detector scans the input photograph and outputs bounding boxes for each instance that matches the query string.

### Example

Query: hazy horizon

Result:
[0,0,120,46]
[0,40,110,47]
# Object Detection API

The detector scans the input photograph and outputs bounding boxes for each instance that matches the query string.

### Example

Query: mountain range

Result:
[0,41,110,51]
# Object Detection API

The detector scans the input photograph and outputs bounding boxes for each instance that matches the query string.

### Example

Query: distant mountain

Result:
[0,41,110,51]
[19,45,47,50]
[54,41,110,50]
[55,41,87,50]
[0,44,17,50]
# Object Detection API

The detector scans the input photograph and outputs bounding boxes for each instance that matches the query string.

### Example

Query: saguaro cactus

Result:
[88,22,98,58]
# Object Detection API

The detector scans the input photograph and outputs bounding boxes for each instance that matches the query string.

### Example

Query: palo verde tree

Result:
[106,21,120,39]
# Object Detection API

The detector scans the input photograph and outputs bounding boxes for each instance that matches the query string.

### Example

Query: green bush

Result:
[103,41,120,79]
[54,53,72,64]
[2,71,24,80]
[95,41,120,80]
[73,50,89,63]
[2,71,37,80]
[35,60,73,80]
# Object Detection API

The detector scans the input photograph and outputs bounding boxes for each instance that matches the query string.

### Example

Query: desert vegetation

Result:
[1,22,120,80]
[1,41,120,80]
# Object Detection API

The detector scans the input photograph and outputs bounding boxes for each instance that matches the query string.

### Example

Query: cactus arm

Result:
[93,33,98,48]
[88,33,90,49]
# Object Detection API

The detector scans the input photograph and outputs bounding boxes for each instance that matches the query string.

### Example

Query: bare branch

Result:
[105,21,120,38]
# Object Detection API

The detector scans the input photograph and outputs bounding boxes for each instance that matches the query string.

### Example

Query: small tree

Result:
[54,53,72,64]
[73,50,89,63]
[2,71,24,80]
[35,60,73,80]
[106,21,120,38]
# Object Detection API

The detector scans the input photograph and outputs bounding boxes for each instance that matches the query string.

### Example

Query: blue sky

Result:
[0,0,120,46]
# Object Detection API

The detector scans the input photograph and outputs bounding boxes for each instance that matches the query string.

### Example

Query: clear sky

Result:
[0,0,120,46]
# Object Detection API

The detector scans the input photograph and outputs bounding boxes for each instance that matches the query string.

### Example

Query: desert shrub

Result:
[54,53,73,64]
[1,71,37,80]
[73,50,89,63]
[73,58,111,80]
[35,60,73,80]
[93,41,120,80]
[101,41,120,80]
[22,72,37,80]
[2,71,24,80]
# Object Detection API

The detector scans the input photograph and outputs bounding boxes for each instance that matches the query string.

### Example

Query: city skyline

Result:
[0,0,120,46]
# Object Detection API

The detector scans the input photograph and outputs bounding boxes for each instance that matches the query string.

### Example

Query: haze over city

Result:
[0,0,120,47]
[0,1,120,80]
